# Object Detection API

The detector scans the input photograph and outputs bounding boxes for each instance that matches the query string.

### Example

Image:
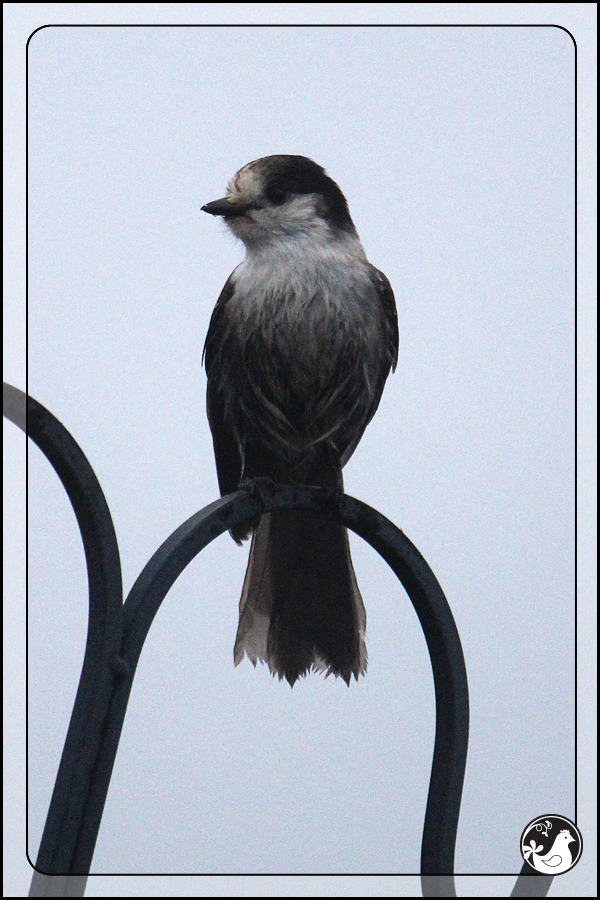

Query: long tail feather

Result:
[234,509,366,686]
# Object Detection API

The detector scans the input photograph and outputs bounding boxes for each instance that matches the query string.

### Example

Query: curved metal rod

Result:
[339,493,469,877]
[510,861,554,897]
[73,490,266,877]
[4,384,123,886]
[420,862,553,898]
[4,384,553,896]
[104,481,470,879]
[3,381,26,430]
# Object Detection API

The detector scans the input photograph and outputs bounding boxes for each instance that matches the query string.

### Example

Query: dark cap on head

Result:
[257,155,355,232]
[202,155,356,235]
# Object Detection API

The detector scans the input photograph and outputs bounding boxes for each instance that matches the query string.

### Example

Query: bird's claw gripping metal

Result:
[238,478,344,515]
[238,476,277,512]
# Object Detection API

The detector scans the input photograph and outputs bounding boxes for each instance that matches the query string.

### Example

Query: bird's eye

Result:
[268,187,288,205]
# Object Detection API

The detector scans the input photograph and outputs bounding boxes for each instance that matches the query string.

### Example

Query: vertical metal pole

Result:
[29,874,89,898]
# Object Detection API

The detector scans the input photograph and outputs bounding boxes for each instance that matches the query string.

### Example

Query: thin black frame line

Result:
[573,28,578,827]
[25,15,31,881]
[24,21,578,878]
[24,22,578,38]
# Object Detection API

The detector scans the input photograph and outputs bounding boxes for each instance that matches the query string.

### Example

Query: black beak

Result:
[201,198,250,218]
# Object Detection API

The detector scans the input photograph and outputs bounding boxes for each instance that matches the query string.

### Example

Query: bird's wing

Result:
[370,265,399,373]
[542,855,563,868]
[202,274,234,372]
[339,266,398,468]
[203,276,245,509]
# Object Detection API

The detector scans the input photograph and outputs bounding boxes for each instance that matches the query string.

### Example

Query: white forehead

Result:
[227,163,264,203]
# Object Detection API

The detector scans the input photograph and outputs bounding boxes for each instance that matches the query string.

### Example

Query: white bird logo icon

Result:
[524,829,575,875]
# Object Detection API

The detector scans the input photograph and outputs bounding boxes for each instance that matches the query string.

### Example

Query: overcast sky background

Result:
[4,4,596,898]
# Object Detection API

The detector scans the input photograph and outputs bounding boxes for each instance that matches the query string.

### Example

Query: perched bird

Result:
[202,155,398,686]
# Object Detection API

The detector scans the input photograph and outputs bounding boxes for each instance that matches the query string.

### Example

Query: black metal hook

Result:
[4,383,552,897]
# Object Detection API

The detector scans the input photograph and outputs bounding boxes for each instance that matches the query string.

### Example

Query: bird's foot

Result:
[238,476,277,507]
[319,481,345,510]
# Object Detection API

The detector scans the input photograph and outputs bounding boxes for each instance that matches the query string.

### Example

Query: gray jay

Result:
[202,155,398,686]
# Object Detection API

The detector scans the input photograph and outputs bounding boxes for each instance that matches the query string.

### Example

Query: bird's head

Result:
[202,155,357,250]
[559,830,575,844]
